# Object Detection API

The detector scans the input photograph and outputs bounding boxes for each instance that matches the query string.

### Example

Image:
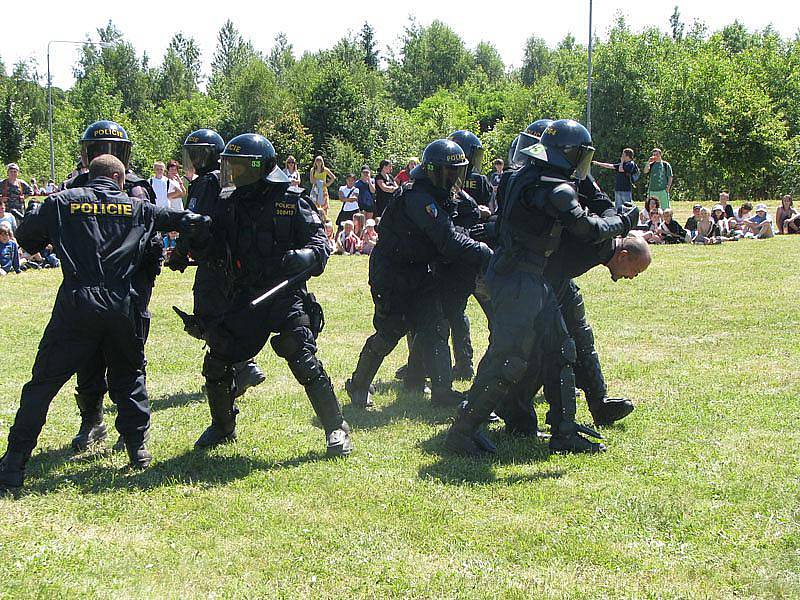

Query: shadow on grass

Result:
[341,380,460,430]
[150,389,206,411]
[414,429,558,485]
[24,447,324,496]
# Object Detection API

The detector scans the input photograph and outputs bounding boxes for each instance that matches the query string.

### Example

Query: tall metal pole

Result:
[586,0,594,134]
[46,40,110,183]
[47,42,55,182]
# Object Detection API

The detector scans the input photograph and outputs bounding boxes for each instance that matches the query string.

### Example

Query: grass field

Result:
[1,205,799,598]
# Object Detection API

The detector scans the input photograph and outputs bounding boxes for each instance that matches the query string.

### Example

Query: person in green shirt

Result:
[642,148,673,209]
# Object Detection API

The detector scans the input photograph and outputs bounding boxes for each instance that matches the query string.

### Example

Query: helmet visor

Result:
[512,131,540,167]
[81,140,132,170]
[469,146,485,171]
[183,146,217,174]
[430,163,468,192]
[221,155,267,190]
[567,144,595,180]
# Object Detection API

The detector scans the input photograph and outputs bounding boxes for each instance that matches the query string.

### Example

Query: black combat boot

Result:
[423,325,464,408]
[71,393,108,452]
[125,439,153,470]
[347,334,394,408]
[233,359,267,399]
[444,375,502,456]
[306,373,353,458]
[0,451,30,493]
[195,379,238,448]
[546,373,605,454]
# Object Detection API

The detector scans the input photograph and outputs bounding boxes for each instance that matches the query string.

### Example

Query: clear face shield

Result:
[511,131,540,167]
[469,147,485,172]
[570,144,596,181]
[430,163,468,193]
[182,145,217,175]
[81,140,132,170]
[220,155,267,190]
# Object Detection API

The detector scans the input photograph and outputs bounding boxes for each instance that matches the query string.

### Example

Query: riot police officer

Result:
[189,133,351,457]
[64,120,162,453]
[167,129,266,397]
[0,154,210,493]
[445,119,634,456]
[346,139,492,409]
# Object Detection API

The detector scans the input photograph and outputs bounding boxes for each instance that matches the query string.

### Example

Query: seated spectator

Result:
[41,244,60,268]
[0,200,17,235]
[323,221,336,253]
[1,163,32,218]
[684,203,702,238]
[353,212,366,239]
[643,209,664,244]
[742,204,774,239]
[336,220,362,255]
[659,208,689,243]
[394,158,418,187]
[336,173,360,232]
[718,192,735,219]
[694,207,722,244]
[361,218,378,255]
[776,195,797,234]
[44,179,56,195]
[0,223,20,275]
[637,196,661,230]
[735,202,753,226]
[283,156,302,187]
[163,231,179,258]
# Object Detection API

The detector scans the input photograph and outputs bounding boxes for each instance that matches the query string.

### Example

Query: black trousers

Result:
[8,286,150,455]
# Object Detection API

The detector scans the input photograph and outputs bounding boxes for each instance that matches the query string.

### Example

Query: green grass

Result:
[1,231,799,598]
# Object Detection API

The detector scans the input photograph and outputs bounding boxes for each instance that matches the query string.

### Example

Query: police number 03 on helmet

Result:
[220,133,289,190]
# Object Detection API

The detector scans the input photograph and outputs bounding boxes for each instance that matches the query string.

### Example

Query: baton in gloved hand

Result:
[250,265,316,308]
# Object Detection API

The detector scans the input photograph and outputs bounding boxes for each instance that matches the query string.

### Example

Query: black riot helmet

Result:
[183,129,225,175]
[220,133,288,190]
[447,130,484,172]
[80,120,132,170]
[521,119,595,180]
[507,135,520,168]
[512,118,554,167]
[410,139,470,193]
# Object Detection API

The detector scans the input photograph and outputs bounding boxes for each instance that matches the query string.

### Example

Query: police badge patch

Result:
[425,203,438,218]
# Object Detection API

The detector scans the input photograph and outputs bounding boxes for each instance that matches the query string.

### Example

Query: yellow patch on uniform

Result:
[275,200,296,217]
[69,202,133,217]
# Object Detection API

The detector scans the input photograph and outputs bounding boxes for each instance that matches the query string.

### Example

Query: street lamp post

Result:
[47,40,110,182]
[586,0,594,134]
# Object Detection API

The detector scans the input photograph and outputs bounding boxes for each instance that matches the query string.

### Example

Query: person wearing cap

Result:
[360,218,378,254]
[0,163,33,219]
[742,203,775,238]
[684,203,703,239]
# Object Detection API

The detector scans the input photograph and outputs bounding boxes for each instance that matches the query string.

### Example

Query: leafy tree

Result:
[669,6,685,41]
[208,20,258,102]
[520,36,551,86]
[0,94,35,163]
[257,111,313,169]
[267,33,295,81]
[474,42,505,82]
[359,22,380,70]
[155,34,202,103]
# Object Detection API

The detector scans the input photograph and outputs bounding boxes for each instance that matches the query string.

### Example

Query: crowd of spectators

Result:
[635,192,794,245]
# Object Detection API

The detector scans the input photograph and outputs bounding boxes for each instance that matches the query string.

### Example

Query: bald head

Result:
[89,154,125,184]
[607,234,652,281]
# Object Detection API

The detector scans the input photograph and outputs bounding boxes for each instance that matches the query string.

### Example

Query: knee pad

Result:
[202,353,231,382]
[288,352,324,385]
[368,331,397,357]
[270,329,308,358]
[499,355,528,386]
[571,323,595,352]
[559,338,577,365]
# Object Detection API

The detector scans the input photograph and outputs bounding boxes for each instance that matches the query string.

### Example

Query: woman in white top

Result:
[335,173,361,232]
[283,156,301,186]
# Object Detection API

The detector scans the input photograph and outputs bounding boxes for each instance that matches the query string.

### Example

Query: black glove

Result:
[469,221,496,243]
[281,248,317,275]
[618,203,638,234]
[477,242,493,272]
[165,250,190,273]
[179,214,212,243]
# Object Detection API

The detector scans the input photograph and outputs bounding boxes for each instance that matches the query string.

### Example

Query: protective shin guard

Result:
[445,373,507,456]
[347,334,395,407]
[196,359,238,448]
[546,352,605,454]
[71,393,108,452]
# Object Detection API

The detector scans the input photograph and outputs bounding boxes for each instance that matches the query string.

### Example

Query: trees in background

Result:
[2,14,799,199]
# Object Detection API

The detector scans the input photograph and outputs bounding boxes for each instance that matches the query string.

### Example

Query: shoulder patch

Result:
[425,203,438,218]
